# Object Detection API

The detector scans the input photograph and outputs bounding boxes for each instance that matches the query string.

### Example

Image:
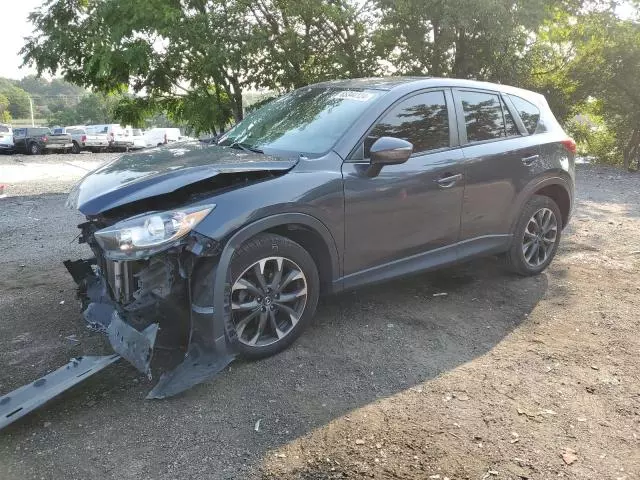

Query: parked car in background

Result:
[12,127,73,154]
[53,126,111,154]
[0,124,13,153]
[143,127,181,147]
[64,78,575,388]
[90,124,134,151]
[72,126,109,153]
[131,128,146,150]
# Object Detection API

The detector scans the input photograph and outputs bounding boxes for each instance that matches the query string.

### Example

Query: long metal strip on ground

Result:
[0,355,120,431]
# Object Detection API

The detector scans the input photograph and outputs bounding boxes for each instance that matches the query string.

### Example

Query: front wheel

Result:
[222,233,320,359]
[504,195,562,276]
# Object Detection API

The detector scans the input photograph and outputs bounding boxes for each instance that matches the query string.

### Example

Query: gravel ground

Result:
[0,152,119,196]
[0,155,638,480]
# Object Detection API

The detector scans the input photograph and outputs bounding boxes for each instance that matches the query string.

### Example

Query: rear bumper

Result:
[110,140,135,148]
[83,140,110,148]
[44,142,73,150]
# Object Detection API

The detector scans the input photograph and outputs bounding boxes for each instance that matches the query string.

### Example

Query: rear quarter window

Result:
[509,95,542,135]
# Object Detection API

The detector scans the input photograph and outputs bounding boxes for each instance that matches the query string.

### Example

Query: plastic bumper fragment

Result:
[0,355,120,430]
[107,313,158,378]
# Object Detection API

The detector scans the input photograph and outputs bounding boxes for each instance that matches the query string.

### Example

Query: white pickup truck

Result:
[53,126,110,153]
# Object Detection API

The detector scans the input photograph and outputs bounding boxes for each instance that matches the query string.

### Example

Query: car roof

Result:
[310,76,544,102]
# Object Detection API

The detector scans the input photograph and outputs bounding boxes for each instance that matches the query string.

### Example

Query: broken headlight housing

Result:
[94,205,215,260]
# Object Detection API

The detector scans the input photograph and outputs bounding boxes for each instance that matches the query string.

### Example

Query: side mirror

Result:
[365,136,413,177]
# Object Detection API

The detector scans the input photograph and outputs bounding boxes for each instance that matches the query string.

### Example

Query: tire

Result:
[504,195,562,276]
[193,233,320,359]
[71,141,81,154]
[29,142,42,155]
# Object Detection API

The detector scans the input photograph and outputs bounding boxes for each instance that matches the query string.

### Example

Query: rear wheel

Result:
[29,142,41,155]
[504,195,562,276]
[71,141,81,154]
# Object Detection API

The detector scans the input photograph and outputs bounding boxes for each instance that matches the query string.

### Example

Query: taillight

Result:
[42,135,48,142]
[81,135,87,142]
[561,138,577,154]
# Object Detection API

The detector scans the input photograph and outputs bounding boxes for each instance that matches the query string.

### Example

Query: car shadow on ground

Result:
[0,254,552,479]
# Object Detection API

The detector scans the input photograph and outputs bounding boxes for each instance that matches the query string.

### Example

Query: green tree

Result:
[246,0,376,89]
[0,79,31,118]
[0,94,12,123]
[569,14,640,169]
[372,0,568,82]
[22,0,376,131]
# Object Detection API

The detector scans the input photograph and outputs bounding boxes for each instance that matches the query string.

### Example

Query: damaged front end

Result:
[64,212,236,399]
[0,144,300,429]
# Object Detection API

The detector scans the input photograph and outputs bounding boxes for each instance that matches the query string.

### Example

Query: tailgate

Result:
[87,134,108,142]
[48,134,72,145]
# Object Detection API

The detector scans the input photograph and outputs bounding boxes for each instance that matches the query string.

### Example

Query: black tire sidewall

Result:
[192,233,320,360]
[507,195,562,276]
[72,142,80,154]
[228,233,320,358]
[29,142,41,155]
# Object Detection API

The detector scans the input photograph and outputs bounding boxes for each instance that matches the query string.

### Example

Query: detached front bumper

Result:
[64,231,236,399]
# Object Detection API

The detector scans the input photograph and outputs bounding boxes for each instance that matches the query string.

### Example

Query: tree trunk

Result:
[623,128,640,170]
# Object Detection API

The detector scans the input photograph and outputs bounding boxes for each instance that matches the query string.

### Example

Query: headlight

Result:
[94,205,215,260]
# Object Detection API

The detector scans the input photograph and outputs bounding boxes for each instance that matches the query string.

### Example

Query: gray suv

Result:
[65,77,574,398]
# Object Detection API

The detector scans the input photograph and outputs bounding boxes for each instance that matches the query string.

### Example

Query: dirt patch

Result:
[0,165,638,480]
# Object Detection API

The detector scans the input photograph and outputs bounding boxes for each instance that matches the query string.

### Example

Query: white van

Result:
[90,124,134,151]
[143,128,181,147]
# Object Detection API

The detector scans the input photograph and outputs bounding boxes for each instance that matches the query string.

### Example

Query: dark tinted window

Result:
[13,128,26,137]
[0,125,9,133]
[365,91,449,156]
[502,98,520,136]
[459,91,506,142]
[53,128,64,134]
[29,128,49,136]
[509,95,541,135]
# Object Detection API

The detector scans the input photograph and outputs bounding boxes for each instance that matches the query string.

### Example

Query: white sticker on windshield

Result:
[334,91,375,102]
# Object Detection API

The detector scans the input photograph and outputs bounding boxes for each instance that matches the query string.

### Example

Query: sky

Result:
[0,0,42,79]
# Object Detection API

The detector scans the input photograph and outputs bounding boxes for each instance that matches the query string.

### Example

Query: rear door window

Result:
[0,125,10,133]
[13,128,26,137]
[364,90,450,157]
[458,90,507,143]
[509,95,542,135]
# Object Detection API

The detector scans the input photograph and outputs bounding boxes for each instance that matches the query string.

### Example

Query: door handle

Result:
[521,154,540,166]
[435,173,463,188]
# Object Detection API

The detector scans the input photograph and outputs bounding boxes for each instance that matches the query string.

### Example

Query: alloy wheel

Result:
[522,207,558,267]
[231,256,308,347]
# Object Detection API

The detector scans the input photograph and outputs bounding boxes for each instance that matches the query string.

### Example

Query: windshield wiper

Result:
[228,141,263,154]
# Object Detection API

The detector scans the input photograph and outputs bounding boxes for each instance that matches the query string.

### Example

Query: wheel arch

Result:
[509,175,573,232]
[218,213,341,292]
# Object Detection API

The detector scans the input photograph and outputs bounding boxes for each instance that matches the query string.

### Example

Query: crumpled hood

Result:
[68,141,298,215]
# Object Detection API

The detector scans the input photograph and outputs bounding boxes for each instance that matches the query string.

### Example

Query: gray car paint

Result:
[70,77,575,292]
